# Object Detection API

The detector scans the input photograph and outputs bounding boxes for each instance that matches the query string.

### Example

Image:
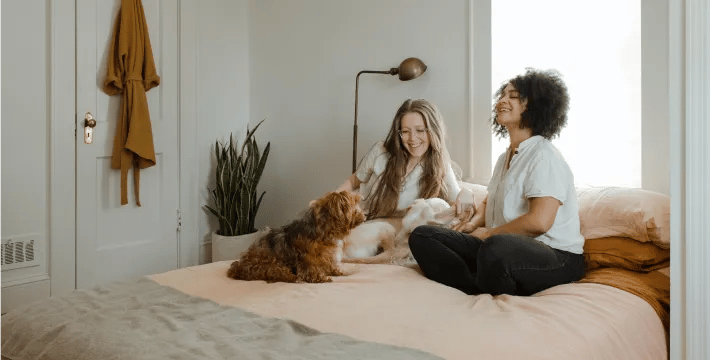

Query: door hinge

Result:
[176,209,182,232]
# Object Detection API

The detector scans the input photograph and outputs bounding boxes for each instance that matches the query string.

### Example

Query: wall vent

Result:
[2,234,41,271]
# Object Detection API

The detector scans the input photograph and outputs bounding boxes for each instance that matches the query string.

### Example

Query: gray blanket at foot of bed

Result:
[1,277,441,360]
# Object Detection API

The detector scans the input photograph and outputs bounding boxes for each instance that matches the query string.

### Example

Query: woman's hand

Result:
[471,227,491,239]
[451,211,485,233]
[451,192,486,234]
[451,220,476,233]
[454,188,476,223]
[335,173,362,193]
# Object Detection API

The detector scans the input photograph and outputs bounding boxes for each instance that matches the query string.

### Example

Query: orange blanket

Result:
[103,0,160,206]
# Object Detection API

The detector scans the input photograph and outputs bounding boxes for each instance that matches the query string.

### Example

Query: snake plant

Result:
[205,119,270,236]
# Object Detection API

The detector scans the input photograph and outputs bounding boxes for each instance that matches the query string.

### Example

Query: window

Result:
[491,0,641,188]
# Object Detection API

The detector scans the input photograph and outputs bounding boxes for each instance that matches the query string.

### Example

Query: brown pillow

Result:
[577,187,670,248]
[584,236,670,272]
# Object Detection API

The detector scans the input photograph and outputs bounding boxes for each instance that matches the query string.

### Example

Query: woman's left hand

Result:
[454,188,476,222]
[451,211,485,234]
[471,227,491,239]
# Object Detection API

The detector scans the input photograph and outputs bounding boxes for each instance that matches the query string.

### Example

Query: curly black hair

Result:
[491,68,570,140]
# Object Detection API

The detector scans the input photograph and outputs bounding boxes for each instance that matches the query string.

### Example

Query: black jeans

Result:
[409,225,585,296]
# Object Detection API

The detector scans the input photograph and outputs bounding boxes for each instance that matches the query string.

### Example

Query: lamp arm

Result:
[353,70,395,173]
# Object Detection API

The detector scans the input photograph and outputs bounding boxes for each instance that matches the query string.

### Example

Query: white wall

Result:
[195,0,252,264]
[248,0,470,228]
[642,0,671,195]
[669,0,710,357]
[246,0,675,230]
[1,0,51,309]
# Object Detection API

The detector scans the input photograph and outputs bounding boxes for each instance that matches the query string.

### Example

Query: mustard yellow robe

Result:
[103,0,160,206]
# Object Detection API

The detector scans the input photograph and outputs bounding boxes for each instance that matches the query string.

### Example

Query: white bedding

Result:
[150,261,667,360]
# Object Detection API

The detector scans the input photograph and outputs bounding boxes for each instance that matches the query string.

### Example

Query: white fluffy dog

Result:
[340,196,464,266]
[336,219,398,262]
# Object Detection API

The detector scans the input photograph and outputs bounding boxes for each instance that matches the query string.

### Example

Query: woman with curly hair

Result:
[335,98,466,219]
[409,69,585,296]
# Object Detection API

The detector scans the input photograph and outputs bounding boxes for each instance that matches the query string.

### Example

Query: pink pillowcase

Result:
[459,182,671,249]
[577,187,670,248]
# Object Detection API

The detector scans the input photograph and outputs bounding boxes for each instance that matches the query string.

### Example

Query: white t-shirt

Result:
[355,141,461,211]
[485,136,585,254]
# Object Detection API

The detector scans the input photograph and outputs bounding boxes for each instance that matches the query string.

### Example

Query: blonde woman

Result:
[336,98,468,219]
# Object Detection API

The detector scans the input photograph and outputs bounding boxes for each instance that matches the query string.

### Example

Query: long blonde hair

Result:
[365,99,452,219]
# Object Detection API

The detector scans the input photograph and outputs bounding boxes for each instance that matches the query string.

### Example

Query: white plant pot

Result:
[211,229,267,262]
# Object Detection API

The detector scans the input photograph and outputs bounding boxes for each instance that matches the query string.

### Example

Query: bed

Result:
[1,184,670,360]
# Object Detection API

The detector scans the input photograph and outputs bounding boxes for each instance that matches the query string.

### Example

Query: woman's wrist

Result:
[336,179,354,193]
[485,227,496,238]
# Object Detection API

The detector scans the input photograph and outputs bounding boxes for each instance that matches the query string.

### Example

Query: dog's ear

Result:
[336,190,362,205]
[314,191,363,236]
[312,192,345,234]
[328,192,351,223]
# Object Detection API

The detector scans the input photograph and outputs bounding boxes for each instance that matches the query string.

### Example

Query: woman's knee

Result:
[476,235,534,278]
[478,235,516,264]
[409,225,455,248]
[475,237,520,294]
[410,224,441,239]
[409,225,436,254]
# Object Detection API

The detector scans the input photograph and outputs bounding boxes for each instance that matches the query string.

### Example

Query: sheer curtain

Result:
[491,0,641,188]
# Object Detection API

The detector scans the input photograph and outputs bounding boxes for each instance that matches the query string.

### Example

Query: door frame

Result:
[49,0,199,296]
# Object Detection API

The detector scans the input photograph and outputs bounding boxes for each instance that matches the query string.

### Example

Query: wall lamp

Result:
[352,57,427,173]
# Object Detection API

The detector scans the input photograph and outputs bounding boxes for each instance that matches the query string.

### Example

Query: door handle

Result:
[84,112,97,144]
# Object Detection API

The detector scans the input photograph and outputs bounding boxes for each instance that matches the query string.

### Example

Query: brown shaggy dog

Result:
[227,191,366,283]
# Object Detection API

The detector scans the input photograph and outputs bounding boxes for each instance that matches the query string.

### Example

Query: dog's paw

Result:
[330,268,345,276]
[311,276,332,283]
[337,263,358,275]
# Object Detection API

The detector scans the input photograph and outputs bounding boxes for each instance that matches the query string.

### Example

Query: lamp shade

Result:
[394,57,427,81]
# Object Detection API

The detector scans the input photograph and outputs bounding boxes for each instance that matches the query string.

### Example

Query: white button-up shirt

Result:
[486,136,585,254]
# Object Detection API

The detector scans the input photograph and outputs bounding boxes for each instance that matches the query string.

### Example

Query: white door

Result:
[76,0,179,288]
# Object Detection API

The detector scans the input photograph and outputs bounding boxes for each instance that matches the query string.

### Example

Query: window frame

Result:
[467,0,670,195]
